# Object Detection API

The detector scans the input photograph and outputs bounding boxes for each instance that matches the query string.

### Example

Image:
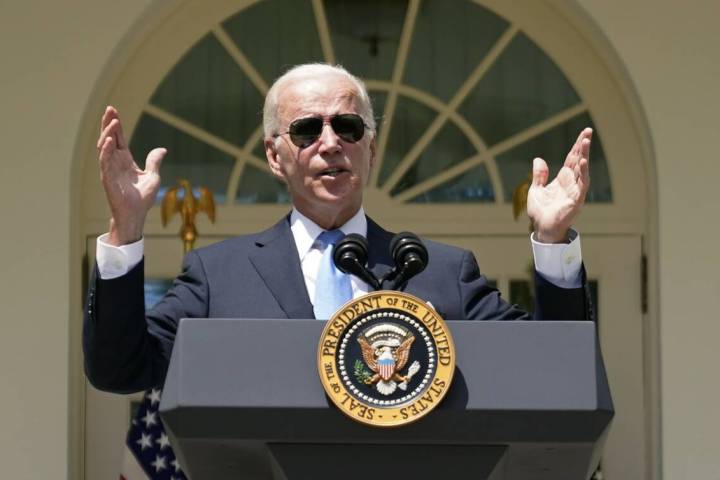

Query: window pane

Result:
[131,114,235,204]
[223,0,324,85]
[325,0,407,81]
[458,33,581,146]
[370,90,388,137]
[378,95,436,186]
[235,164,290,204]
[409,163,494,203]
[151,33,264,147]
[252,139,267,161]
[404,0,508,101]
[391,121,477,196]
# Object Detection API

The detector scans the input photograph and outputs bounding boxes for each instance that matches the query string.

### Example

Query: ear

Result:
[368,135,377,171]
[265,138,286,182]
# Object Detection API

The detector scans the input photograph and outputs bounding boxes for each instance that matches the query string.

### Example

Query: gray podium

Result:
[159,319,613,480]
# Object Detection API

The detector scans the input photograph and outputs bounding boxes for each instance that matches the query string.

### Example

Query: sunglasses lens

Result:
[331,114,365,142]
[287,114,366,147]
[289,117,323,147]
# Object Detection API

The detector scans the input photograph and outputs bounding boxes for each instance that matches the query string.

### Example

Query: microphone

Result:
[387,232,428,290]
[333,234,381,291]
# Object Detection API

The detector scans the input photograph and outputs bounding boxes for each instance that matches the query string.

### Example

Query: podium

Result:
[159,319,613,480]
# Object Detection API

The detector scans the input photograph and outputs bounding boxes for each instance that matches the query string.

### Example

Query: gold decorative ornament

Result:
[160,179,216,253]
[512,173,531,219]
[317,291,455,428]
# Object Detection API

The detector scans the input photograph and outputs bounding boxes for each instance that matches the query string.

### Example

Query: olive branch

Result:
[354,359,373,384]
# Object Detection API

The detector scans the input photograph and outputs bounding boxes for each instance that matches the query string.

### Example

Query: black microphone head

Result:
[390,232,428,272]
[333,233,369,274]
[332,233,380,290]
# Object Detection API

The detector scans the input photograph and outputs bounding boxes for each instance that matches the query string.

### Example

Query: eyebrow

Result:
[290,110,356,122]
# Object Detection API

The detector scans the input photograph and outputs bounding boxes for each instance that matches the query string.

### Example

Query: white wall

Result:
[576,0,720,478]
[0,0,718,478]
[0,1,151,478]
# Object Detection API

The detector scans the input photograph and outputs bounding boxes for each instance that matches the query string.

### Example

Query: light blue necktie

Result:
[313,229,353,319]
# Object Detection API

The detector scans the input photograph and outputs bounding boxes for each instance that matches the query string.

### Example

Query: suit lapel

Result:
[248,214,393,318]
[248,216,315,319]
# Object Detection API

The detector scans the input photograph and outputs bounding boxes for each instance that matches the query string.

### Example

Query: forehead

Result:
[277,76,360,122]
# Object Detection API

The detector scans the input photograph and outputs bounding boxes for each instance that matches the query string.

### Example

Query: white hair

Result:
[262,63,376,138]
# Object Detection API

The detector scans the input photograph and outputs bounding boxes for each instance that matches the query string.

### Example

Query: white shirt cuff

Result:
[531,229,583,288]
[96,233,144,280]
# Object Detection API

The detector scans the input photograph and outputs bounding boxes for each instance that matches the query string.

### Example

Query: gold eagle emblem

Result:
[160,179,215,253]
[356,324,421,395]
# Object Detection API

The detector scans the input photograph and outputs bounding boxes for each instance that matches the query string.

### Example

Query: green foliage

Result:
[354,359,373,384]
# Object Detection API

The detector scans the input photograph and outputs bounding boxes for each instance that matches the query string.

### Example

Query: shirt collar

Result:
[290,207,367,261]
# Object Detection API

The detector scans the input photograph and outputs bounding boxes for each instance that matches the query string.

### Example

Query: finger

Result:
[571,129,583,156]
[98,136,116,167]
[579,155,590,187]
[565,137,580,168]
[145,148,167,175]
[98,107,127,149]
[98,117,117,149]
[98,107,116,149]
[100,106,117,135]
[579,126,592,140]
[575,157,590,201]
[98,118,124,151]
[115,115,128,149]
[565,128,592,168]
[580,135,591,163]
[532,157,549,187]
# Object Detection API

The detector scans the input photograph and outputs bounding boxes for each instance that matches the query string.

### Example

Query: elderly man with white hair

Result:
[84,63,592,393]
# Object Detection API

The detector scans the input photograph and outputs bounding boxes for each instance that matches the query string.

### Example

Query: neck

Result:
[294,203,361,230]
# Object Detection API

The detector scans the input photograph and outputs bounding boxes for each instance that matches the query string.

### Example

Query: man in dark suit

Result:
[85,64,592,394]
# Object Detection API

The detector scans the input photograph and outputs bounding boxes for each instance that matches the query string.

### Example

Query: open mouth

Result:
[317,167,348,178]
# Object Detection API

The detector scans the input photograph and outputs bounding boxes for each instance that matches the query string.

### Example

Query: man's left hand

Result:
[526,127,592,243]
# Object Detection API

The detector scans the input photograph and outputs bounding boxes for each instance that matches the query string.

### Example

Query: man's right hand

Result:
[97,106,167,246]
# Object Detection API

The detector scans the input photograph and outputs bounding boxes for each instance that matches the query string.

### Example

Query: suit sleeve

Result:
[533,266,593,320]
[83,250,209,393]
[458,250,591,321]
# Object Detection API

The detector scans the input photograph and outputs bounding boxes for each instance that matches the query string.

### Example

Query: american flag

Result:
[120,388,187,480]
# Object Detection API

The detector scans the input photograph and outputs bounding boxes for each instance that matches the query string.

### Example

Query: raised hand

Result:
[97,106,167,246]
[526,128,591,243]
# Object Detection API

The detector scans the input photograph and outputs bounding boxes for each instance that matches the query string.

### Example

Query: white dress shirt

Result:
[290,207,370,302]
[96,208,583,291]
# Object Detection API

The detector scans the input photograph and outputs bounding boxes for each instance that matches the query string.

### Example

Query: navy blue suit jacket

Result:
[84,215,590,393]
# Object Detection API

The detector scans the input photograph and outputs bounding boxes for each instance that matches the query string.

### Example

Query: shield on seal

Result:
[377,353,395,381]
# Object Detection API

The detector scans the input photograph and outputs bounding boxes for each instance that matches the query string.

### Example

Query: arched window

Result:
[130,0,613,209]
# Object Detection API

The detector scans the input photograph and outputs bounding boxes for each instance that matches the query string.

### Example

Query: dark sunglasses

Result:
[275,113,368,148]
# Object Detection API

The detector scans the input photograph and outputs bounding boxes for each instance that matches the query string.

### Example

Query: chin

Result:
[315,182,359,200]
[316,190,361,210]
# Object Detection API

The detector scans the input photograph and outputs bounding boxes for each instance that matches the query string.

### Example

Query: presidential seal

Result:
[317,291,455,427]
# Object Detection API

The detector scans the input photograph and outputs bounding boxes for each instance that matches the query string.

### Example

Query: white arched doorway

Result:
[76,1,656,478]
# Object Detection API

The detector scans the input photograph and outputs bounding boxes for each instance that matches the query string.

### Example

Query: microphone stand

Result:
[333,232,429,292]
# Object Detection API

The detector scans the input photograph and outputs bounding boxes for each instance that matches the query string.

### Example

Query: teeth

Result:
[322,168,342,176]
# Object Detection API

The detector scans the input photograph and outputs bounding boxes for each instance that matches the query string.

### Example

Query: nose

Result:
[317,122,341,155]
